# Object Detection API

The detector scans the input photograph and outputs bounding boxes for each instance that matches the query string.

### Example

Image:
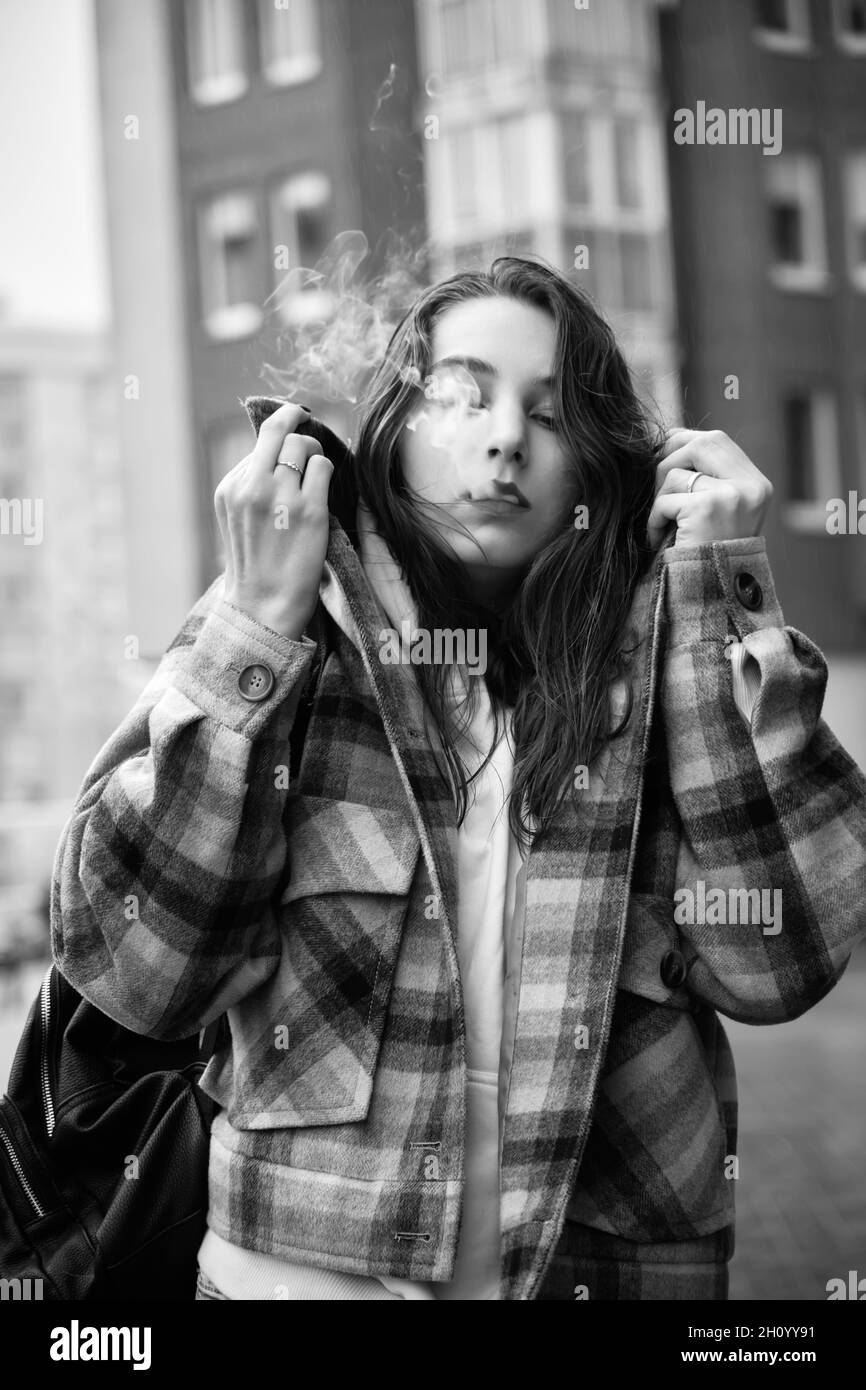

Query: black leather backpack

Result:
[0,966,221,1300]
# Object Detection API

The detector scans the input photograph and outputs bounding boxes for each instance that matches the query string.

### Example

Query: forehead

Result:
[431,295,556,381]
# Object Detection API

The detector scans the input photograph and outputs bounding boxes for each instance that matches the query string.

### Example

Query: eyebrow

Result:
[429,355,553,389]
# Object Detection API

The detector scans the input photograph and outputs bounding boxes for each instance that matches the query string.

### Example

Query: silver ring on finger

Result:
[275,460,305,479]
[686,470,702,494]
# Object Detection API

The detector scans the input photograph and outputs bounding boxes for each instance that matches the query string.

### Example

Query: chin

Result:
[459,542,530,573]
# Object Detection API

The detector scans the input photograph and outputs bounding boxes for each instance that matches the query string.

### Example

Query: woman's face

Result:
[399,295,575,606]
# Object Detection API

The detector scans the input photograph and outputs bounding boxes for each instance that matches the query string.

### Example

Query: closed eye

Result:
[531,413,556,430]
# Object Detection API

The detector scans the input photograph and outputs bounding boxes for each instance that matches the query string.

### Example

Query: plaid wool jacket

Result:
[51,404,866,1301]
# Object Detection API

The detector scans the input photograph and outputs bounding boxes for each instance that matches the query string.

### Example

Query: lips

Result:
[464,496,528,514]
[459,482,531,510]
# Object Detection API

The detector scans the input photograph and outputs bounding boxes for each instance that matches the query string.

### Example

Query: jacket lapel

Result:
[498,553,669,1299]
[323,522,465,1025]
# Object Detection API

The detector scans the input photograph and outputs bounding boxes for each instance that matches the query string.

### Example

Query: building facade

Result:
[660,0,866,655]
[94,0,424,651]
[0,327,128,941]
[92,0,866,768]
[416,0,683,421]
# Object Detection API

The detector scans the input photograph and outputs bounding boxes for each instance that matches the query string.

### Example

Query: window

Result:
[765,155,829,290]
[781,390,841,529]
[449,127,479,222]
[547,0,647,61]
[566,229,599,300]
[270,172,334,324]
[198,191,263,340]
[618,232,655,312]
[440,0,528,75]
[185,0,247,106]
[833,0,866,50]
[752,0,812,50]
[490,0,527,63]
[258,0,321,86]
[449,241,487,272]
[0,374,24,455]
[562,111,590,206]
[441,0,480,75]
[614,117,642,210]
[844,153,866,288]
[498,117,527,221]
[450,232,535,275]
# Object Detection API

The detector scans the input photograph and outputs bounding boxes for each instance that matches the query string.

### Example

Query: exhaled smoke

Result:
[261,228,429,406]
[370,62,398,132]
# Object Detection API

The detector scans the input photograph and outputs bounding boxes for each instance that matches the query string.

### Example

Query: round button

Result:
[733,572,763,611]
[237,663,275,702]
[660,949,688,990]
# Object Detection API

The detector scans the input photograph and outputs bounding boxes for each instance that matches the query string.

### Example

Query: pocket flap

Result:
[280,795,420,903]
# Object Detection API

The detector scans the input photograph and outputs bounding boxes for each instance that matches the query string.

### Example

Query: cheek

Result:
[532,447,575,521]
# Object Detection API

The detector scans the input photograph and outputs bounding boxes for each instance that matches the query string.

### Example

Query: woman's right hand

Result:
[214,403,333,640]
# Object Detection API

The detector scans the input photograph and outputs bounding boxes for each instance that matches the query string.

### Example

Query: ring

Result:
[275,460,305,478]
[686,470,702,493]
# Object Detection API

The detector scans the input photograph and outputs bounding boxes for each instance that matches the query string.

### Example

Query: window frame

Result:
[832,0,866,52]
[765,152,832,293]
[780,387,843,532]
[185,0,249,108]
[257,0,323,88]
[843,150,866,290]
[562,109,592,210]
[752,0,814,54]
[268,169,335,326]
[197,188,265,342]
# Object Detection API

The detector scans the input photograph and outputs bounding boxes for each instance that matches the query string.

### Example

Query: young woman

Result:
[51,257,866,1301]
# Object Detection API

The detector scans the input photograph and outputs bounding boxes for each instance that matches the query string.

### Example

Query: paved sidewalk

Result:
[726,946,866,1301]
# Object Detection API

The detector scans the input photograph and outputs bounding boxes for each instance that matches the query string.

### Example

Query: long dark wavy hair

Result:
[353,256,664,846]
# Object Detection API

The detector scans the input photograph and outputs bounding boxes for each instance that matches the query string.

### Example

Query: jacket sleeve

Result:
[659,535,866,1024]
[50,574,318,1040]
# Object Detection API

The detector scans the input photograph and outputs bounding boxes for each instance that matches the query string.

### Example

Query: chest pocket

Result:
[226,794,421,1129]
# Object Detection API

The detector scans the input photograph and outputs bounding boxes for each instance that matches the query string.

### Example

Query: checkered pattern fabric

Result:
[51,490,866,1298]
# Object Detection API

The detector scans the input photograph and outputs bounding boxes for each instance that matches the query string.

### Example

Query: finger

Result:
[661,430,758,485]
[299,453,334,507]
[247,403,312,481]
[646,489,691,545]
[659,428,702,460]
[214,451,254,496]
[273,434,325,489]
[654,465,717,499]
[646,513,675,551]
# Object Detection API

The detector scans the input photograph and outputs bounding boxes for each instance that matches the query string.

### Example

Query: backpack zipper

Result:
[39,966,56,1138]
[0,1114,47,1219]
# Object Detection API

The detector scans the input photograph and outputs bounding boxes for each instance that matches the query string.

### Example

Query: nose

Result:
[485,395,527,467]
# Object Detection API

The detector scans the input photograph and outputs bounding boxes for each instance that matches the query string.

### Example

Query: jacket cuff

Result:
[660,536,785,649]
[171,597,317,736]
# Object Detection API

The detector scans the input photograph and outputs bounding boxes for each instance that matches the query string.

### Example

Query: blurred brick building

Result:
[659,0,866,763]
[91,0,866,767]
[0,326,127,947]
[94,0,424,653]
[660,2,866,637]
[417,0,682,422]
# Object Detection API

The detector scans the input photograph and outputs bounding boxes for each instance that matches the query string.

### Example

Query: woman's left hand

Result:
[647,428,774,550]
